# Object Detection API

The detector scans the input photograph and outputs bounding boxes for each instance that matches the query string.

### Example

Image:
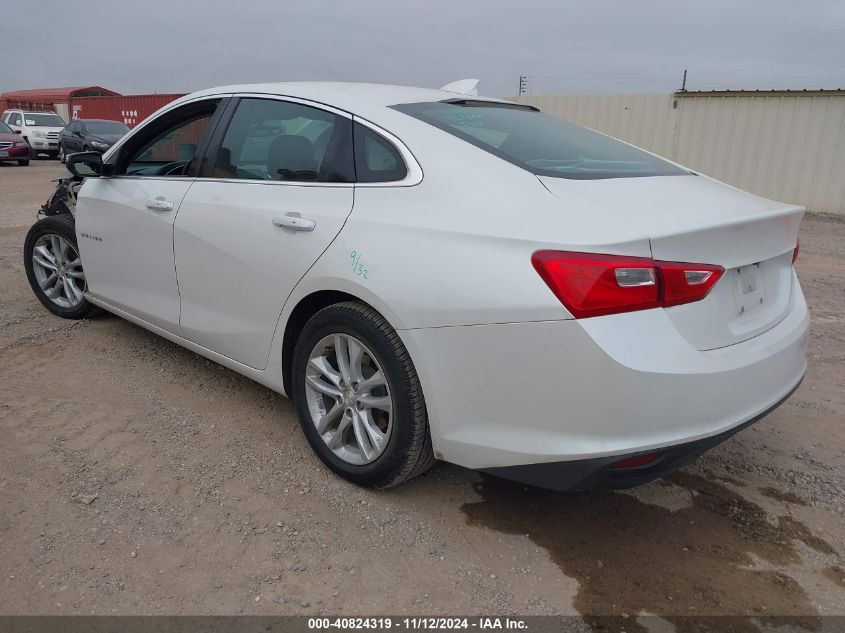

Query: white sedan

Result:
[23,81,808,490]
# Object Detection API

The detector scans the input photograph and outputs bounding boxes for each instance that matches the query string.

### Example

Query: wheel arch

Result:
[279,287,420,398]
[281,289,364,395]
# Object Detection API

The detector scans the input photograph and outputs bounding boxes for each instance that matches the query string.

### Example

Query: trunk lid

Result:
[538,174,803,350]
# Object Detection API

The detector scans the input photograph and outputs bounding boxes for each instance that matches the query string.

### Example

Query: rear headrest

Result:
[267,134,317,180]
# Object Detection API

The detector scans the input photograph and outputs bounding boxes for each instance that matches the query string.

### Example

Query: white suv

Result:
[2,109,66,159]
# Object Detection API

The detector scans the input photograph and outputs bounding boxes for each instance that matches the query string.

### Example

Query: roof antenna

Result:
[440,79,479,96]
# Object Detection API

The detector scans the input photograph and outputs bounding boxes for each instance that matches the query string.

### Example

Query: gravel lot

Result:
[1,161,843,626]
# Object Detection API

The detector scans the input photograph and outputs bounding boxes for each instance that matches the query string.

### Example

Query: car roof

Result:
[181,82,510,118]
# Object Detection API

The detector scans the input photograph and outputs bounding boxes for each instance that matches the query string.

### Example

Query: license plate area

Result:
[734,262,764,315]
[0,151,8,158]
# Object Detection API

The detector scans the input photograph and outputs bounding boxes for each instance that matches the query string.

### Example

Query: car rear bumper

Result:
[399,275,809,478]
[481,377,801,490]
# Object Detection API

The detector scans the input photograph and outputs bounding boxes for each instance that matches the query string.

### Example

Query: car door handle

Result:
[273,213,315,232]
[146,197,175,212]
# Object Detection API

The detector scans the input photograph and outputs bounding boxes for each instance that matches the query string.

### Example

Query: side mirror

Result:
[14,129,21,134]
[67,151,105,178]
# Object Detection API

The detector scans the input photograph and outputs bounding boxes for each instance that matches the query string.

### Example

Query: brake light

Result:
[532,250,724,318]
[792,241,799,265]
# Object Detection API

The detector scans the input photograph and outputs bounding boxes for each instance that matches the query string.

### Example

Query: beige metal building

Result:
[513,90,845,215]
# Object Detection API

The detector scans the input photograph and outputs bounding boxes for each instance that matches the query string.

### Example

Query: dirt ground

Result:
[1,161,843,628]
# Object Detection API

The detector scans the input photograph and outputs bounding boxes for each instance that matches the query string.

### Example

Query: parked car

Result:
[58,119,130,163]
[2,109,66,159]
[0,120,31,166]
[22,82,807,491]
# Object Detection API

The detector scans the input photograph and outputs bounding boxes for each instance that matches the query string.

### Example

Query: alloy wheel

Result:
[31,234,86,308]
[304,333,393,465]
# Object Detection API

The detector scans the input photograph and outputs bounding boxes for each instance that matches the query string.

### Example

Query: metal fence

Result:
[513,90,845,215]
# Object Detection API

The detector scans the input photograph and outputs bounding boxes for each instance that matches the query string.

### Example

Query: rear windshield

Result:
[84,120,129,134]
[25,113,66,127]
[391,101,688,180]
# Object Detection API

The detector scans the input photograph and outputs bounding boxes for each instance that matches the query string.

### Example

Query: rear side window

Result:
[214,98,353,183]
[25,113,66,127]
[391,101,688,180]
[353,123,407,183]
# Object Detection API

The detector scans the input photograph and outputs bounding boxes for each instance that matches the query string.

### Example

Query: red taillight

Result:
[659,261,724,308]
[792,241,799,265]
[532,250,724,318]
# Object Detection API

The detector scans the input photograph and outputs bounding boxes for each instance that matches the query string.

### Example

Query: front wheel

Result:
[18,159,29,166]
[24,214,99,319]
[292,301,435,488]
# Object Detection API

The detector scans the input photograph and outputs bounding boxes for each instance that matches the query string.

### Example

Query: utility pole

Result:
[518,74,528,96]
[680,69,688,92]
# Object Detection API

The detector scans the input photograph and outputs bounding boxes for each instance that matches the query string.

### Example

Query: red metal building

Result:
[69,94,184,128]
[0,86,120,121]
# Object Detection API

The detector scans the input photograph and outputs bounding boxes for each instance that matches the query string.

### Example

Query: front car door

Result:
[68,121,83,151]
[61,121,76,151]
[75,98,225,331]
[173,96,355,368]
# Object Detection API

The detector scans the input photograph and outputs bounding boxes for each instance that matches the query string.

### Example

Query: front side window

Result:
[116,100,219,177]
[214,98,353,182]
[353,123,407,183]
[25,113,66,127]
[9,113,22,126]
[392,100,688,180]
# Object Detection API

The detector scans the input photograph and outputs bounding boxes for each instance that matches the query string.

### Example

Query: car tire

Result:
[292,301,435,488]
[18,160,29,166]
[24,214,100,320]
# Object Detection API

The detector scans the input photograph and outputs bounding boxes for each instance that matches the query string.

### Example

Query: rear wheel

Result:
[292,301,435,488]
[24,214,99,319]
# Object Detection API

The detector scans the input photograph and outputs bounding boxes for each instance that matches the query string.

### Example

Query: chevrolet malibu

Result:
[23,82,808,490]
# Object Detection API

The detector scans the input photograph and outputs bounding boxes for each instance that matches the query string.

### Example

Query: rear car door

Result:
[173,96,355,369]
[75,98,225,332]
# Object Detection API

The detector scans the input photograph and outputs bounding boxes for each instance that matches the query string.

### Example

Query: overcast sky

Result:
[3,1,843,97]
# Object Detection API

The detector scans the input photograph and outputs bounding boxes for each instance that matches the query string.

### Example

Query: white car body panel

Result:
[71,82,808,484]
[401,286,807,468]
[174,179,354,369]
[76,177,190,331]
